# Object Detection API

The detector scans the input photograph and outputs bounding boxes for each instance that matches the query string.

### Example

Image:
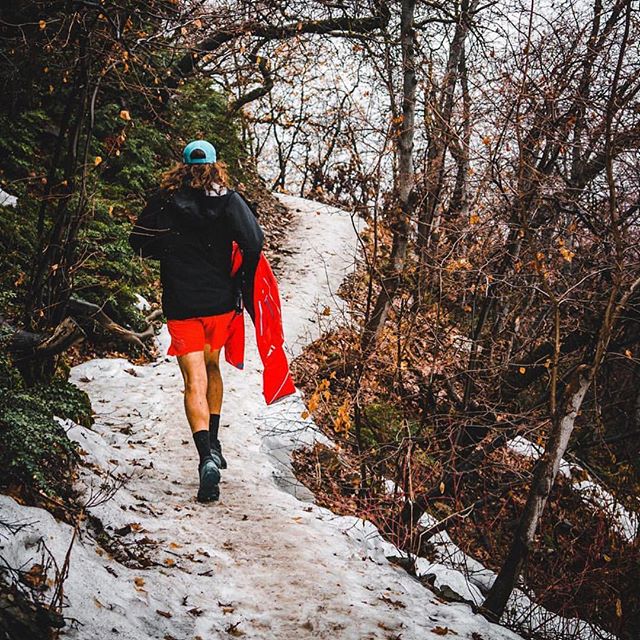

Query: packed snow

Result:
[133,293,152,312]
[2,194,529,639]
[0,187,17,207]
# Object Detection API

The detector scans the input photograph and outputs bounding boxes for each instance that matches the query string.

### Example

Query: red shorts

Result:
[167,311,236,357]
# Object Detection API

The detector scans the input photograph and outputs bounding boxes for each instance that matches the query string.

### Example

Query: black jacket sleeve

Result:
[226,191,265,319]
[128,191,181,260]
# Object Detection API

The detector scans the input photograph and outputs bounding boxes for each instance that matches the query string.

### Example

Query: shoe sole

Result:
[197,463,221,502]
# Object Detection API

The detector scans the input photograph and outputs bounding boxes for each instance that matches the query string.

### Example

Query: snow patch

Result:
[507,435,638,542]
[415,499,617,638]
[0,187,17,207]
[133,293,151,312]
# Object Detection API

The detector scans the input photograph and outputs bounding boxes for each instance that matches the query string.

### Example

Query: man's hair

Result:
[160,160,230,192]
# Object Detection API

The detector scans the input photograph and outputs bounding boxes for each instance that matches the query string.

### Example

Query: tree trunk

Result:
[4,302,162,385]
[361,0,416,354]
[482,366,591,620]
[415,0,476,270]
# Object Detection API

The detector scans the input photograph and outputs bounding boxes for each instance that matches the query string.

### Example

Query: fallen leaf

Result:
[379,594,406,608]
[559,246,575,262]
[433,627,449,635]
[156,609,172,618]
[20,564,46,590]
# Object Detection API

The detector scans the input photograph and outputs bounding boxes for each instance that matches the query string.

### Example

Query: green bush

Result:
[361,401,407,448]
[30,381,93,428]
[101,115,170,196]
[0,354,22,391]
[0,110,49,183]
[0,356,91,501]
[75,211,154,329]
[0,392,79,501]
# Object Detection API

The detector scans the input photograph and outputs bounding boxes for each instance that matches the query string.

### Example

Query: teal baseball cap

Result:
[182,139,217,164]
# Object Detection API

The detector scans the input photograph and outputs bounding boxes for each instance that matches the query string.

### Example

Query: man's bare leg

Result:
[177,350,209,433]
[204,345,223,414]
[177,349,220,500]
[204,345,227,468]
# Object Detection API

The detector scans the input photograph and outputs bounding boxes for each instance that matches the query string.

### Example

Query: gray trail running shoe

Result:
[211,440,227,470]
[197,456,220,502]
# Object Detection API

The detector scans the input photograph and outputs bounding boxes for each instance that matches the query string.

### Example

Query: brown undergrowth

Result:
[290,269,640,639]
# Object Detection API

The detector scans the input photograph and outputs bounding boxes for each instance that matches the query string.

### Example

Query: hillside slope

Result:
[0,195,523,640]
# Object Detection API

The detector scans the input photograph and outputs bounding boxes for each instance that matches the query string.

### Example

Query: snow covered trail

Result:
[0,195,523,640]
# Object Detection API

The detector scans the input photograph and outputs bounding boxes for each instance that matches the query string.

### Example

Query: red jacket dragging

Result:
[224,243,296,405]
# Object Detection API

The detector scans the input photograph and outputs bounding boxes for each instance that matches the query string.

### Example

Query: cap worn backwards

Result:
[182,140,217,164]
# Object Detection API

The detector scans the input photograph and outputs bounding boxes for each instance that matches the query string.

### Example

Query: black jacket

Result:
[128,186,264,320]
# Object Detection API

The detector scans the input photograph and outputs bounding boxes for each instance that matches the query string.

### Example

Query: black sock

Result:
[209,414,221,443]
[193,429,211,465]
